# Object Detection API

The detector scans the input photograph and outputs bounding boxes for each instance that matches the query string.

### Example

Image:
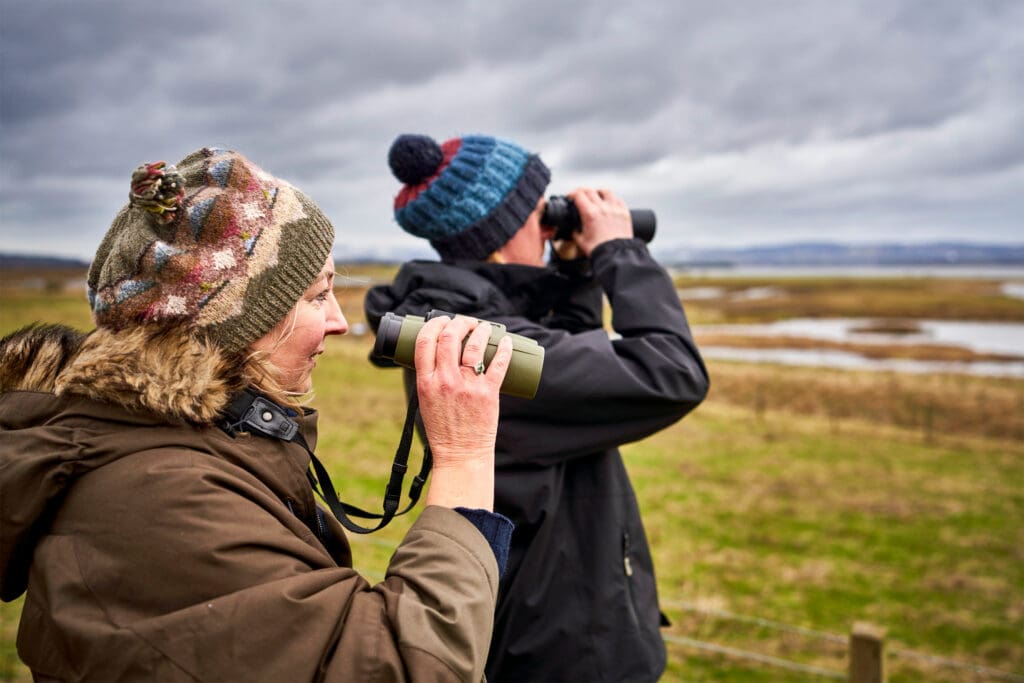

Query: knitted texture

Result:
[388,134,550,261]
[88,148,335,353]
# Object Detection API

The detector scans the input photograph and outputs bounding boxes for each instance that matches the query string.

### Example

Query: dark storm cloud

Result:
[1,0,1021,257]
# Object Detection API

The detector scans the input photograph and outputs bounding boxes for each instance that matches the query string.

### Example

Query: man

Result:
[365,133,709,682]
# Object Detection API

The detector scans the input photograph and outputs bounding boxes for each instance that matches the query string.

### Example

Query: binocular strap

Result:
[221,388,432,535]
[304,390,432,534]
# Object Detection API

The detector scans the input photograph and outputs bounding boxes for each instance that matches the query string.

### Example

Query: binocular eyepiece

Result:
[541,195,656,243]
[373,310,545,399]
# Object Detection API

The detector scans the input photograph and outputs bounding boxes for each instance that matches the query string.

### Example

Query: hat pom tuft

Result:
[129,161,185,224]
[388,134,443,185]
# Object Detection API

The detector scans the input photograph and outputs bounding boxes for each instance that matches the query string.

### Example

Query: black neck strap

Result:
[220,388,431,534]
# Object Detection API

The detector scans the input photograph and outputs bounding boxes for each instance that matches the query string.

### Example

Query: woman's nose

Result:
[327,298,348,336]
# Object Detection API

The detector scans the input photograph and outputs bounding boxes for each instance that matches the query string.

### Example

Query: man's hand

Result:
[565,188,633,257]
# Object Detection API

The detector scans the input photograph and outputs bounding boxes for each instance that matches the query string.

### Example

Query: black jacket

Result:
[366,238,709,682]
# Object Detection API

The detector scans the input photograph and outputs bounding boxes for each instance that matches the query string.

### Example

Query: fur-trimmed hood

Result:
[0,323,246,424]
[0,323,263,601]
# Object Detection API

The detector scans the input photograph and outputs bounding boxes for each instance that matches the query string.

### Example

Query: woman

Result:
[0,147,513,681]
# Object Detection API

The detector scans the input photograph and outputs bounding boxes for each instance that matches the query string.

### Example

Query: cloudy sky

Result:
[2,0,1021,261]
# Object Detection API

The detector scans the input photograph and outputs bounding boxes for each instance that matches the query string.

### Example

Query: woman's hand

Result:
[414,315,513,510]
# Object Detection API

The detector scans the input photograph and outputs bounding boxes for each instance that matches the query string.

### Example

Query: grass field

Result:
[1,271,1022,682]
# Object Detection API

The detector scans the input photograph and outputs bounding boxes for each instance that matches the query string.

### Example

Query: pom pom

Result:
[129,161,185,224]
[388,134,443,185]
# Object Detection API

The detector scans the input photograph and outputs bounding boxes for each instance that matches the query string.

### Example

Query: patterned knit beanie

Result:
[388,134,550,261]
[87,147,335,353]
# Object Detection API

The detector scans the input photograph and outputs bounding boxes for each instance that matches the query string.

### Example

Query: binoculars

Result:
[541,195,656,243]
[373,310,545,399]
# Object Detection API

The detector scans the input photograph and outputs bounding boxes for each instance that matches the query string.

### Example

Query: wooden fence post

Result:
[849,621,887,683]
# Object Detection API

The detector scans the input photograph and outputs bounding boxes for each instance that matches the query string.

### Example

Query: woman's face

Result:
[251,255,348,393]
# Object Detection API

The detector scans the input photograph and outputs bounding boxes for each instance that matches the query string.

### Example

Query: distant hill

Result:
[0,253,90,270]
[4,242,1023,269]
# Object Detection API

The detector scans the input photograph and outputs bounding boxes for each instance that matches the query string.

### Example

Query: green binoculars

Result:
[373,310,545,399]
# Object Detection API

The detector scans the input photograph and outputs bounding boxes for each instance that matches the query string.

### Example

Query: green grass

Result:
[635,402,1022,681]
[2,283,1023,682]
[0,290,94,333]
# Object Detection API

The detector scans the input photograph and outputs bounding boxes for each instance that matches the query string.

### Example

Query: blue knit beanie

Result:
[388,134,551,261]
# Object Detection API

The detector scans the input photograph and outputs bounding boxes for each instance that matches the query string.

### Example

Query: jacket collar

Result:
[364,259,569,327]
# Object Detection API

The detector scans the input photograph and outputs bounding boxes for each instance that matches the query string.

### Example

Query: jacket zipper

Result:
[287,497,327,542]
[314,506,327,540]
[623,531,640,627]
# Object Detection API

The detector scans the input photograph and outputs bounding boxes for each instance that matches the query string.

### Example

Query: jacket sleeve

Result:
[496,238,710,467]
[328,505,498,682]
[35,450,498,683]
[541,252,604,333]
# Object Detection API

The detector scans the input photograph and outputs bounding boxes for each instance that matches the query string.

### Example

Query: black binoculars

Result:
[541,195,656,243]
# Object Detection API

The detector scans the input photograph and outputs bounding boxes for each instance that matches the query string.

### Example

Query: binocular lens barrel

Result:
[372,312,406,360]
[372,311,545,399]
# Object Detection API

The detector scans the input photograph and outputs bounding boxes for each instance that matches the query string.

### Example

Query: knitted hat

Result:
[87,147,335,353]
[388,134,550,261]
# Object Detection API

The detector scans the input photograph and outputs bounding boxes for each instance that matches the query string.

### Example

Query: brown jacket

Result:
[0,324,499,682]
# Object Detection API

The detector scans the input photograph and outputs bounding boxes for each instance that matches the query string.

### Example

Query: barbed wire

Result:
[663,634,845,680]
[888,648,1024,683]
[665,600,1024,682]
[663,599,848,644]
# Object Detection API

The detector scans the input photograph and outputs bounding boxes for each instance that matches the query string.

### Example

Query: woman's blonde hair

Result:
[241,309,311,411]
